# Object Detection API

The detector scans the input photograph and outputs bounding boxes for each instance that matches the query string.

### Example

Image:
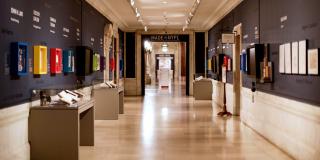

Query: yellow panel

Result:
[207,59,212,70]
[34,45,48,74]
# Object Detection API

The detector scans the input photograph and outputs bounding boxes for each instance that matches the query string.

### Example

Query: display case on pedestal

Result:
[10,42,28,76]
[34,45,48,75]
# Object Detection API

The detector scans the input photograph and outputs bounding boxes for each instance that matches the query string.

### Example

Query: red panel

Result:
[109,58,115,71]
[50,48,62,74]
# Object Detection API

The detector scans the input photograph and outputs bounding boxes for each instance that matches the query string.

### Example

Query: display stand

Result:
[29,100,95,160]
[217,65,232,117]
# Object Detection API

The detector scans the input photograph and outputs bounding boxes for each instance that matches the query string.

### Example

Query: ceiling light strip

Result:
[128,0,148,31]
[183,0,201,31]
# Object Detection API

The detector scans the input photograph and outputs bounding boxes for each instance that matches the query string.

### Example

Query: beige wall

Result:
[211,80,320,160]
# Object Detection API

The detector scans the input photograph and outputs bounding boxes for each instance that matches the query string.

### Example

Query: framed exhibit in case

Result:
[284,43,292,74]
[299,40,307,75]
[100,56,106,71]
[246,44,264,78]
[240,51,247,72]
[93,53,100,71]
[308,49,319,75]
[279,44,285,74]
[76,46,93,76]
[34,45,48,75]
[10,42,28,76]
[50,48,62,74]
[291,42,299,74]
[63,50,75,73]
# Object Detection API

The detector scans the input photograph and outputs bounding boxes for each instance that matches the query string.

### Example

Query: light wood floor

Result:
[80,82,293,160]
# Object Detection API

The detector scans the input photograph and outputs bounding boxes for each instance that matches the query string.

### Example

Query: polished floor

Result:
[80,81,292,160]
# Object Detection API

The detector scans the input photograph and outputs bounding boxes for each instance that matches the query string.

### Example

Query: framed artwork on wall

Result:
[308,49,319,75]
[299,40,307,75]
[10,42,28,76]
[291,42,299,74]
[284,43,292,74]
[34,45,48,75]
[279,44,285,74]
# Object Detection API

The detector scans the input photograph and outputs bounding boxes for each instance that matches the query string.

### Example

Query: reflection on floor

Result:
[80,82,292,160]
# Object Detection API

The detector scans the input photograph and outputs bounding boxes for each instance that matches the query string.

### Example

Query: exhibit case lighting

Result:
[10,42,28,76]
[93,53,100,71]
[34,45,48,75]
[50,48,62,74]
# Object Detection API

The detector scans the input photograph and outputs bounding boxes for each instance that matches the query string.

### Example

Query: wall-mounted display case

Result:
[34,45,48,75]
[10,42,28,76]
[211,54,225,81]
[50,48,62,74]
[246,44,264,79]
[76,46,93,76]
[93,53,100,71]
[100,56,106,71]
[63,50,75,73]
[240,51,247,72]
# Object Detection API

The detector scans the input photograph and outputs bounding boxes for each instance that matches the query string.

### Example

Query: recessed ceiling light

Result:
[161,1,168,4]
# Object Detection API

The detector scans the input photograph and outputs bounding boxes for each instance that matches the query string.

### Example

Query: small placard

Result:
[222,33,235,44]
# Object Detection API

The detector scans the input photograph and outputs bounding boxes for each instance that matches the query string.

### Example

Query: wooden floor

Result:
[80,82,292,160]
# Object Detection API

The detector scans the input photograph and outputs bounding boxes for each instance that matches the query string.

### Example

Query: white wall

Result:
[211,79,320,160]
[0,104,30,160]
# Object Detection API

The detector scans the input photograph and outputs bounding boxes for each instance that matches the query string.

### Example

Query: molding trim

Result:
[85,0,130,31]
[202,0,243,30]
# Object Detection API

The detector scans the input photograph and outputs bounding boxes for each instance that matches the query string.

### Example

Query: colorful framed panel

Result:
[10,42,28,76]
[50,48,62,74]
[34,45,48,75]
[63,50,75,73]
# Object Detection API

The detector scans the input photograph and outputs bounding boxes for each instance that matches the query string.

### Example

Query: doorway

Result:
[141,35,190,96]
[233,24,242,116]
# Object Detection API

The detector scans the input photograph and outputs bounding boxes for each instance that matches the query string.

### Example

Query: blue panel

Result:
[63,50,74,73]
[10,42,28,76]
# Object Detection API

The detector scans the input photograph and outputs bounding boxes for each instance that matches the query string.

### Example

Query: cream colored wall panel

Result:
[0,104,30,160]
[241,87,320,160]
[225,83,234,114]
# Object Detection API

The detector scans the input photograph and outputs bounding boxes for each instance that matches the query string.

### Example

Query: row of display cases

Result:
[10,42,105,76]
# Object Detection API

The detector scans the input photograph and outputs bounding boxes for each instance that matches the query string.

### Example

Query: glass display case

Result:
[76,46,93,76]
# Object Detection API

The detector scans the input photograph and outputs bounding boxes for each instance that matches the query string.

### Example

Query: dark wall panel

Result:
[125,32,136,78]
[208,0,320,105]
[81,1,109,85]
[195,32,205,75]
[258,0,320,105]
[0,0,111,108]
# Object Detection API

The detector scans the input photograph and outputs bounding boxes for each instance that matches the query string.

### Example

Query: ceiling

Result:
[86,0,242,31]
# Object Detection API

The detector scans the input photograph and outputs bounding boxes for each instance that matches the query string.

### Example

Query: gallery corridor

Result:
[80,83,292,160]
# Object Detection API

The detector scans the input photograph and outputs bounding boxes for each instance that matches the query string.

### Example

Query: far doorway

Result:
[143,41,187,96]
[141,35,189,96]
